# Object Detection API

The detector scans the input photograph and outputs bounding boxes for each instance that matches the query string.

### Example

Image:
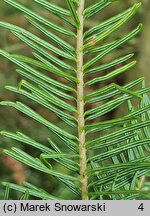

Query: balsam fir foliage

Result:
[0,0,150,200]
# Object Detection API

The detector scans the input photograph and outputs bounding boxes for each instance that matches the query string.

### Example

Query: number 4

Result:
[138,203,144,211]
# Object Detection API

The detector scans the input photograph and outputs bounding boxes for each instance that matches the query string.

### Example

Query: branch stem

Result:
[76,0,88,200]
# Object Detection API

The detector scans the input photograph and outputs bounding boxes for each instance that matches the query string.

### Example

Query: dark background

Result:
[0,0,150,199]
